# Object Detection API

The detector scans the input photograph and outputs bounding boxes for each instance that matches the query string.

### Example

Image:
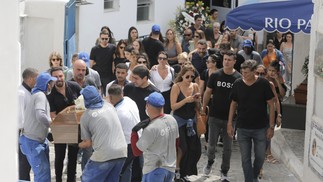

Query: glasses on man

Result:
[185,75,195,79]
[158,57,167,60]
[101,38,109,41]
[184,34,191,37]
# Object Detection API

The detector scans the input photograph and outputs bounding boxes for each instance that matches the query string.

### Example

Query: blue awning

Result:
[226,0,313,34]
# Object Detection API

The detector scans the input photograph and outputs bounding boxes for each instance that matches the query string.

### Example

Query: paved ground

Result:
[34,134,299,182]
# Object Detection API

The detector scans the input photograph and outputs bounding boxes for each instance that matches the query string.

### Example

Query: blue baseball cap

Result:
[144,92,165,107]
[78,52,90,67]
[152,24,160,33]
[243,39,253,48]
[80,85,103,109]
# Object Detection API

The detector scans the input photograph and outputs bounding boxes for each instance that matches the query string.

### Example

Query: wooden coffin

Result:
[51,106,84,144]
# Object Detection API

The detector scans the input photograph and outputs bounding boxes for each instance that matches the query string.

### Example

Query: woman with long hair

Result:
[48,51,68,75]
[126,50,140,81]
[189,29,206,52]
[255,64,283,178]
[126,26,139,46]
[280,32,293,88]
[113,39,127,69]
[164,29,182,66]
[208,22,223,49]
[132,39,145,54]
[150,51,174,114]
[170,65,201,180]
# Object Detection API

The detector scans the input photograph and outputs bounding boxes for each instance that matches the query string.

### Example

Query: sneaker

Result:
[221,172,230,182]
[203,160,214,175]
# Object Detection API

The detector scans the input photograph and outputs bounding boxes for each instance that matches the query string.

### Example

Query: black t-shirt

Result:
[123,83,160,121]
[47,81,82,114]
[191,52,208,75]
[230,77,274,129]
[142,37,164,67]
[207,69,241,119]
[90,44,116,79]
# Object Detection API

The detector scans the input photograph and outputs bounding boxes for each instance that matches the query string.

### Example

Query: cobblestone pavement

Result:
[28,136,299,182]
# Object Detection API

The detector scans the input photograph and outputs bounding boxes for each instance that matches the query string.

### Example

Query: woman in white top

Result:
[280,32,293,85]
[150,51,174,114]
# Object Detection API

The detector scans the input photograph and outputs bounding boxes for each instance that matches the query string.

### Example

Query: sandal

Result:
[266,154,279,164]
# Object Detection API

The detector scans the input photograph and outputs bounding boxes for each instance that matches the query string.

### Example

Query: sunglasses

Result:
[184,34,191,36]
[185,75,194,79]
[256,72,265,76]
[138,61,147,64]
[51,58,61,61]
[158,57,167,60]
[101,38,109,41]
[119,46,125,49]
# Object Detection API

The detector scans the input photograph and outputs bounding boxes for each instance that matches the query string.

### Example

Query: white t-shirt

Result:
[115,97,140,144]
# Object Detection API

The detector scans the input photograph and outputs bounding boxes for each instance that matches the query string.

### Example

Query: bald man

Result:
[71,59,97,89]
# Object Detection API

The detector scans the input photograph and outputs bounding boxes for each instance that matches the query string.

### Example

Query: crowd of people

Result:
[18,8,293,182]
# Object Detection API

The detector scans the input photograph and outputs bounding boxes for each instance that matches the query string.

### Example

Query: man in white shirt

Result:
[17,68,38,181]
[108,84,140,182]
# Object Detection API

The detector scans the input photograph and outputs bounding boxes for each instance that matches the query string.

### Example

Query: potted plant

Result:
[294,56,308,105]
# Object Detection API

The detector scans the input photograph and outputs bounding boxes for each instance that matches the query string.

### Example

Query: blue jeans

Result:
[237,128,266,182]
[142,168,175,182]
[82,158,125,182]
[207,117,232,173]
[81,147,93,171]
[19,135,50,182]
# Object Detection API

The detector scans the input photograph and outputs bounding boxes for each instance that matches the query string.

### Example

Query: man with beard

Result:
[105,63,130,98]
[238,40,262,65]
[19,72,57,182]
[47,67,82,182]
[190,39,209,74]
[71,59,97,89]
[229,30,243,53]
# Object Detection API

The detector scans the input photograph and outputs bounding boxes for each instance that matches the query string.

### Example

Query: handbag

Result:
[196,106,209,136]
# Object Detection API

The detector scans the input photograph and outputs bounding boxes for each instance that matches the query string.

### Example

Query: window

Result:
[137,0,151,21]
[104,0,119,11]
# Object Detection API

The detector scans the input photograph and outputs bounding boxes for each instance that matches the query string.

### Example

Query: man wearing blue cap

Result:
[19,72,57,182]
[142,24,164,67]
[131,92,179,182]
[238,39,263,65]
[79,85,127,181]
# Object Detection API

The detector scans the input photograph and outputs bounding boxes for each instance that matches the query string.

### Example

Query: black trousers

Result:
[54,143,78,182]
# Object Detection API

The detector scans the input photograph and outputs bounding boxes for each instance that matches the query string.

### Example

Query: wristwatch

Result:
[277,114,282,118]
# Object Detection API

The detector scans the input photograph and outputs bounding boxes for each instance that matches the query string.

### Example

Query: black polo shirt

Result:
[47,81,82,114]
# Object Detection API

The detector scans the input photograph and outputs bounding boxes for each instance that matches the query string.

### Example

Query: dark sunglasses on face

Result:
[158,57,167,60]
[101,38,109,41]
[119,46,125,49]
[185,75,194,79]
[256,72,265,76]
[51,58,61,61]
[184,34,191,36]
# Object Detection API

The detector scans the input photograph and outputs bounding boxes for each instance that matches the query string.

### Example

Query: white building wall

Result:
[0,0,19,180]
[303,0,323,181]
[22,0,68,72]
[77,0,184,53]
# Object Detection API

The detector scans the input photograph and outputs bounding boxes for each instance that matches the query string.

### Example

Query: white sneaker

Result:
[221,172,230,182]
